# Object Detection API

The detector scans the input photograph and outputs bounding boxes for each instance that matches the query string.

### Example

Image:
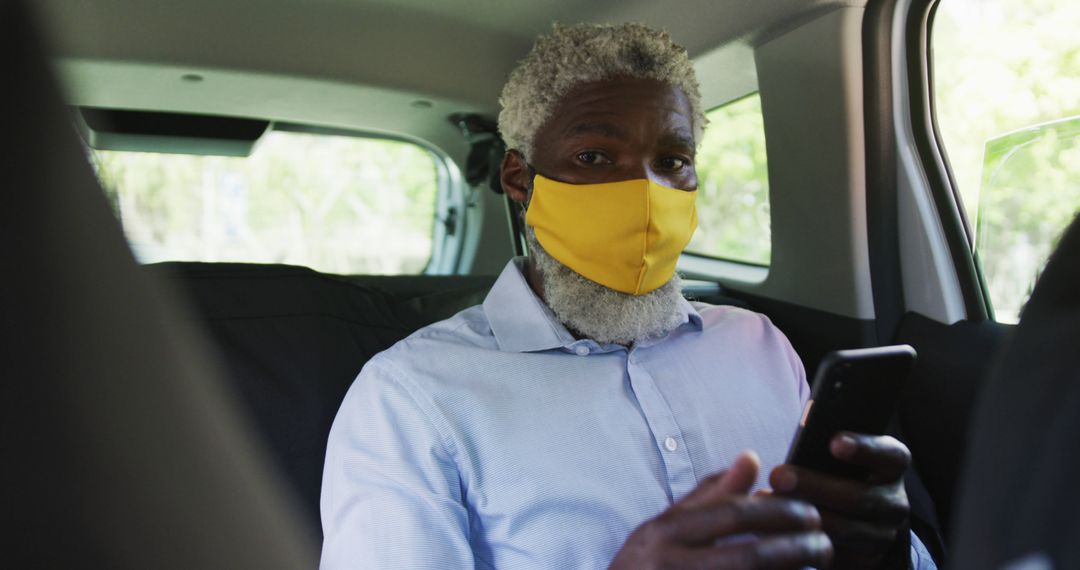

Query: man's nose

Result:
[634,162,685,190]
[628,161,662,184]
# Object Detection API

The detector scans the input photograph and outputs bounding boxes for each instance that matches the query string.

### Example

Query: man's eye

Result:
[658,157,688,171]
[576,151,610,165]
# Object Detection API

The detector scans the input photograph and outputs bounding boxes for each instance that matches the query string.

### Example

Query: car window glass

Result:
[90,131,438,275]
[933,0,1080,322]
[685,93,771,266]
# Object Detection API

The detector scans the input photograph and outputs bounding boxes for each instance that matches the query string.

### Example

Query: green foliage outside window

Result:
[686,94,771,266]
[91,131,438,275]
[977,119,1080,321]
[934,0,1080,322]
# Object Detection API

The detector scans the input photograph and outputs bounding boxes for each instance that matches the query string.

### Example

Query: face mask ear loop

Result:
[522,163,540,210]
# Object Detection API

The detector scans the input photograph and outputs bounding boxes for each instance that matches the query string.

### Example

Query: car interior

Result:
[6,0,1078,567]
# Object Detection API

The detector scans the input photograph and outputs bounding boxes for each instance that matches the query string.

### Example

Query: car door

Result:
[669,0,1076,561]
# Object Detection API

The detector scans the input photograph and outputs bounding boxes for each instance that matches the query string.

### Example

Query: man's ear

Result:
[500,150,531,205]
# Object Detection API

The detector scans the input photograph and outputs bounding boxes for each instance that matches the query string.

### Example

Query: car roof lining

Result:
[37,0,862,154]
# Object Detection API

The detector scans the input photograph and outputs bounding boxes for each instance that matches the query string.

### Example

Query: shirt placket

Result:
[625,348,698,502]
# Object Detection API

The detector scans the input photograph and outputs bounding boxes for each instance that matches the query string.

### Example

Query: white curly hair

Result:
[498,22,707,160]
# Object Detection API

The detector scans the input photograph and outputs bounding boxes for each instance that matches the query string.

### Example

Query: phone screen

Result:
[785,345,916,480]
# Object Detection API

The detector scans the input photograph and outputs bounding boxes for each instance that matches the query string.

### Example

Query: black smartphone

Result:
[785,345,917,480]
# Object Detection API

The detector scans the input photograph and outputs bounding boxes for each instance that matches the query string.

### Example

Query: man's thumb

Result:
[677,450,760,510]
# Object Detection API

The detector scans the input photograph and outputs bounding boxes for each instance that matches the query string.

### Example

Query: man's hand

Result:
[610,451,833,569]
[769,433,912,569]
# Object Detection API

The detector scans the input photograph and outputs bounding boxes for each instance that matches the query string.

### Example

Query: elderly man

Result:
[321,23,937,569]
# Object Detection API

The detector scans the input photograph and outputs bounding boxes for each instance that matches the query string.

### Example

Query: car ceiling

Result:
[36,0,859,157]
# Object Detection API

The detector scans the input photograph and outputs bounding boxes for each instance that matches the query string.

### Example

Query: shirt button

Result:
[574,345,589,356]
[664,436,678,452]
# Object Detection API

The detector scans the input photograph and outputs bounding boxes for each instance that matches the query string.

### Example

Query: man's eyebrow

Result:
[659,131,696,150]
[564,122,629,140]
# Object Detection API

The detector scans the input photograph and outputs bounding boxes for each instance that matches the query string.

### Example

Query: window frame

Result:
[93,120,463,276]
[904,0,994,321]
[272,122,464,275]
[923,0,1080,324]
[682,91,773,269]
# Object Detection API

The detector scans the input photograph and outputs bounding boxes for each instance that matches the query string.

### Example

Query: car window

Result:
[933,0,1080,322]
[685,93,771,266]
[90,130,439,275]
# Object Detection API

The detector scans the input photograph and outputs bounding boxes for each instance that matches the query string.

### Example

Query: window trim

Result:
[677,252,769,285]
[680,250,769,270]
[904,0,992,321]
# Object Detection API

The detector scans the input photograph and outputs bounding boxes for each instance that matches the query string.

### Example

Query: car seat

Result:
[950,213,1080,569]
[2,1,316,566]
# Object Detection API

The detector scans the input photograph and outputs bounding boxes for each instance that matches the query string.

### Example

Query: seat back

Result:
[4,2,316,567]
[951,214,1080,569]
[150,262,495,533]
[152,264,765,537]
[894,313,1012,543]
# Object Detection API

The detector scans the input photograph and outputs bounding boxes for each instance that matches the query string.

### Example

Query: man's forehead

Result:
[557,77,691,110]
[560,119,695,148]
[546,78,694,138]
[558,106,692,146]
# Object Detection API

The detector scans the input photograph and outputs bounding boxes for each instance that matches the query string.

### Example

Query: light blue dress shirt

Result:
[321,259,936,569]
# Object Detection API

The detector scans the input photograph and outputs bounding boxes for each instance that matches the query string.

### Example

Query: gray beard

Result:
[525,226,686,345]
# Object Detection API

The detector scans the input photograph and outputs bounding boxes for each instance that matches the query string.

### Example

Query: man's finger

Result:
[677,450,760,510]
[668,531,833,570]
[830,433,911,483]
[769,466,908,524]
[819,510,898,553]
[654,496,821,546]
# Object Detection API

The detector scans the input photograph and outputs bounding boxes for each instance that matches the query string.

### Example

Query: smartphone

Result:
[785,344,917,480]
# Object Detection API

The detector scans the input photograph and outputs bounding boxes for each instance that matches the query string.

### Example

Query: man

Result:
[321,23,937,569]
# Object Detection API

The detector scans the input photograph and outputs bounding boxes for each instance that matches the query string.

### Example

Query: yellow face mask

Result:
[525,173,698,296]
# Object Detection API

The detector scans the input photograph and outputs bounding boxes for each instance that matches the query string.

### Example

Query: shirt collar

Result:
[483,258,703,353]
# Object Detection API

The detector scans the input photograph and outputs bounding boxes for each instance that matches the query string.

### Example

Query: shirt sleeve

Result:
[911,530,939,569]
[320,358,473,569]
[764,311,810,405]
